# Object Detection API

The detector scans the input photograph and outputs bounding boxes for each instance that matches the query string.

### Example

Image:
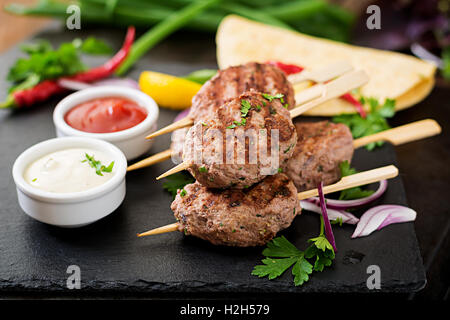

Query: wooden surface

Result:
[0,0,50,53]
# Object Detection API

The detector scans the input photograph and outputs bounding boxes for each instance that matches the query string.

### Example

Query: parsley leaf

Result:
[162,172,194,199]
[338,161,375,200]
[252,236,313,285]
[333,97,395,151]
[6,36,112,94]
[240,99,252,118]
[252,217,336,287]
[262,93,284,102]
[78,37,113,55]
[81,154,114,176]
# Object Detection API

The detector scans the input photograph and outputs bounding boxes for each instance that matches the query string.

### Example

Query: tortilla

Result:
[216,15,436,116]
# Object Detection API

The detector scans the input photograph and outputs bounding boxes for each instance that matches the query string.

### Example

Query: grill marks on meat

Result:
[188,62,295,122]
[183,91,297,189]
[171,173,301,247]
[284,121,354,192]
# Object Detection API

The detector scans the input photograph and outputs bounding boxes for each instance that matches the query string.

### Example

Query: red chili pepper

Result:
[1,26,135,109]
[266,61,304,75]
[340,93,367,118]
[268,60,366,118]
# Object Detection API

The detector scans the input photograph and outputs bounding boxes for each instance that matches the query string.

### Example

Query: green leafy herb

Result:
[240,99,252,117]
[338,161,374,200]
[32,178,37,182]
[283,143,295,154]
[6,36,112,93]
[442,46,450,80]
[262,93,284,102]
[199,166,208,173]
[252,216,335,286]
[332,97,396,150]
[78,37,113,55]
[180,188,187,197]
[81,154,114,176]
[162,171,195,199]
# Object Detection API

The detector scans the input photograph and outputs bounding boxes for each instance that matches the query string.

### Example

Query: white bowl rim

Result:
[53,86,159,142]
[12,137,127,204]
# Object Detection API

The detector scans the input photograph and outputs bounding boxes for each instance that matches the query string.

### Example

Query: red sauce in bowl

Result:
[64,97,148,133]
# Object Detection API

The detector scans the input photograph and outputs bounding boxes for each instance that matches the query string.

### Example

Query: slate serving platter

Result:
[0,25,426,295]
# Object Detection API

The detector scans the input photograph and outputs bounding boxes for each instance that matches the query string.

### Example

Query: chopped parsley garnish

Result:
[32,178,37,182]
[338,161,375,200]
[262,93,284,102]
[252,215,335,286]
[199,166,208,173]
[180,189,187,197]
[162,171,194,199]
[283,143,295,154]
[81,154,114,176]
[333,97,396,151]
[277,168,283,173]
[240,99,252,117]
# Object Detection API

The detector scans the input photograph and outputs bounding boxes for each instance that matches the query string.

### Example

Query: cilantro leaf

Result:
[162,172,194,199]
[332,97,395,151]
[338,161,375,200]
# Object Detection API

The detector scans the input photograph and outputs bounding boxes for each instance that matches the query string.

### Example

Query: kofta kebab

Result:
[133,61,441,246]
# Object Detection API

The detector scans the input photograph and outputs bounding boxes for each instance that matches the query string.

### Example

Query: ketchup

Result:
[65,97,148,133]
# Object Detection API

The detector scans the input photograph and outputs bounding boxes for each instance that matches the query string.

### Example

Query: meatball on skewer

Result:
[138,165,399,247]
[158,91,298,189]
[146,62,367,140]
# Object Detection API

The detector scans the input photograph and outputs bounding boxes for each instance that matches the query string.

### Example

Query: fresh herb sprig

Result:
[252,215,335,286]
[162,172,195,199]
[338,161,374,200]
[82,154,114,176]
[333,97,396,151]
[7,37,112,93]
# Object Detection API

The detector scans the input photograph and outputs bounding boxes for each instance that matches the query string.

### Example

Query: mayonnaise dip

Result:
[24,148,115,193]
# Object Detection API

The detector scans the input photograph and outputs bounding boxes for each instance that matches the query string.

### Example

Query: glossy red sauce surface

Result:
[65,97,147,133]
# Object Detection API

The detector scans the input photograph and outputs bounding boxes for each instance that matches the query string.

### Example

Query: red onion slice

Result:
[351,205,417,238]
[318,182,337,252]
[310,180,388,210]
[174,108,191,123]
[300,200,359,225]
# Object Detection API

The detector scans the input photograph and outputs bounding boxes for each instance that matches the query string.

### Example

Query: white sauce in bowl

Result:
[23,148,115,193]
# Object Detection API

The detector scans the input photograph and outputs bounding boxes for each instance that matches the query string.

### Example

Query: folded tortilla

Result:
[216,15,436,116]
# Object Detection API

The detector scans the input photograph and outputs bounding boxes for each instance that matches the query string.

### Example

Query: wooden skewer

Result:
[155,70,369,179]
[127,149,172,172]
[127,119,441,172]
[352,119,441,148]
[145,62,356,140]
[146,116,193,140]
[137,165,399,237]
[287,61,353,84]
[290,70,369,118]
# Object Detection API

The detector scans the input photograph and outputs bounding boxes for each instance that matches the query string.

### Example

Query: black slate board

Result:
[0,25,426,295]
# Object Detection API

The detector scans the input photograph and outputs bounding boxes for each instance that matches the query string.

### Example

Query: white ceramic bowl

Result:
[12,137,127,228]
[53,86,159,160]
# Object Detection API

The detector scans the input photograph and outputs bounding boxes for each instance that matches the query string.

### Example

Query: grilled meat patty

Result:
[183,91,297,189]
[172,173,301,247]
[284,121,354,191]
[188,62,295,122]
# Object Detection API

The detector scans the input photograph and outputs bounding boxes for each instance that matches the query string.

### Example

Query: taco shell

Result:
[216,15,436,116]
